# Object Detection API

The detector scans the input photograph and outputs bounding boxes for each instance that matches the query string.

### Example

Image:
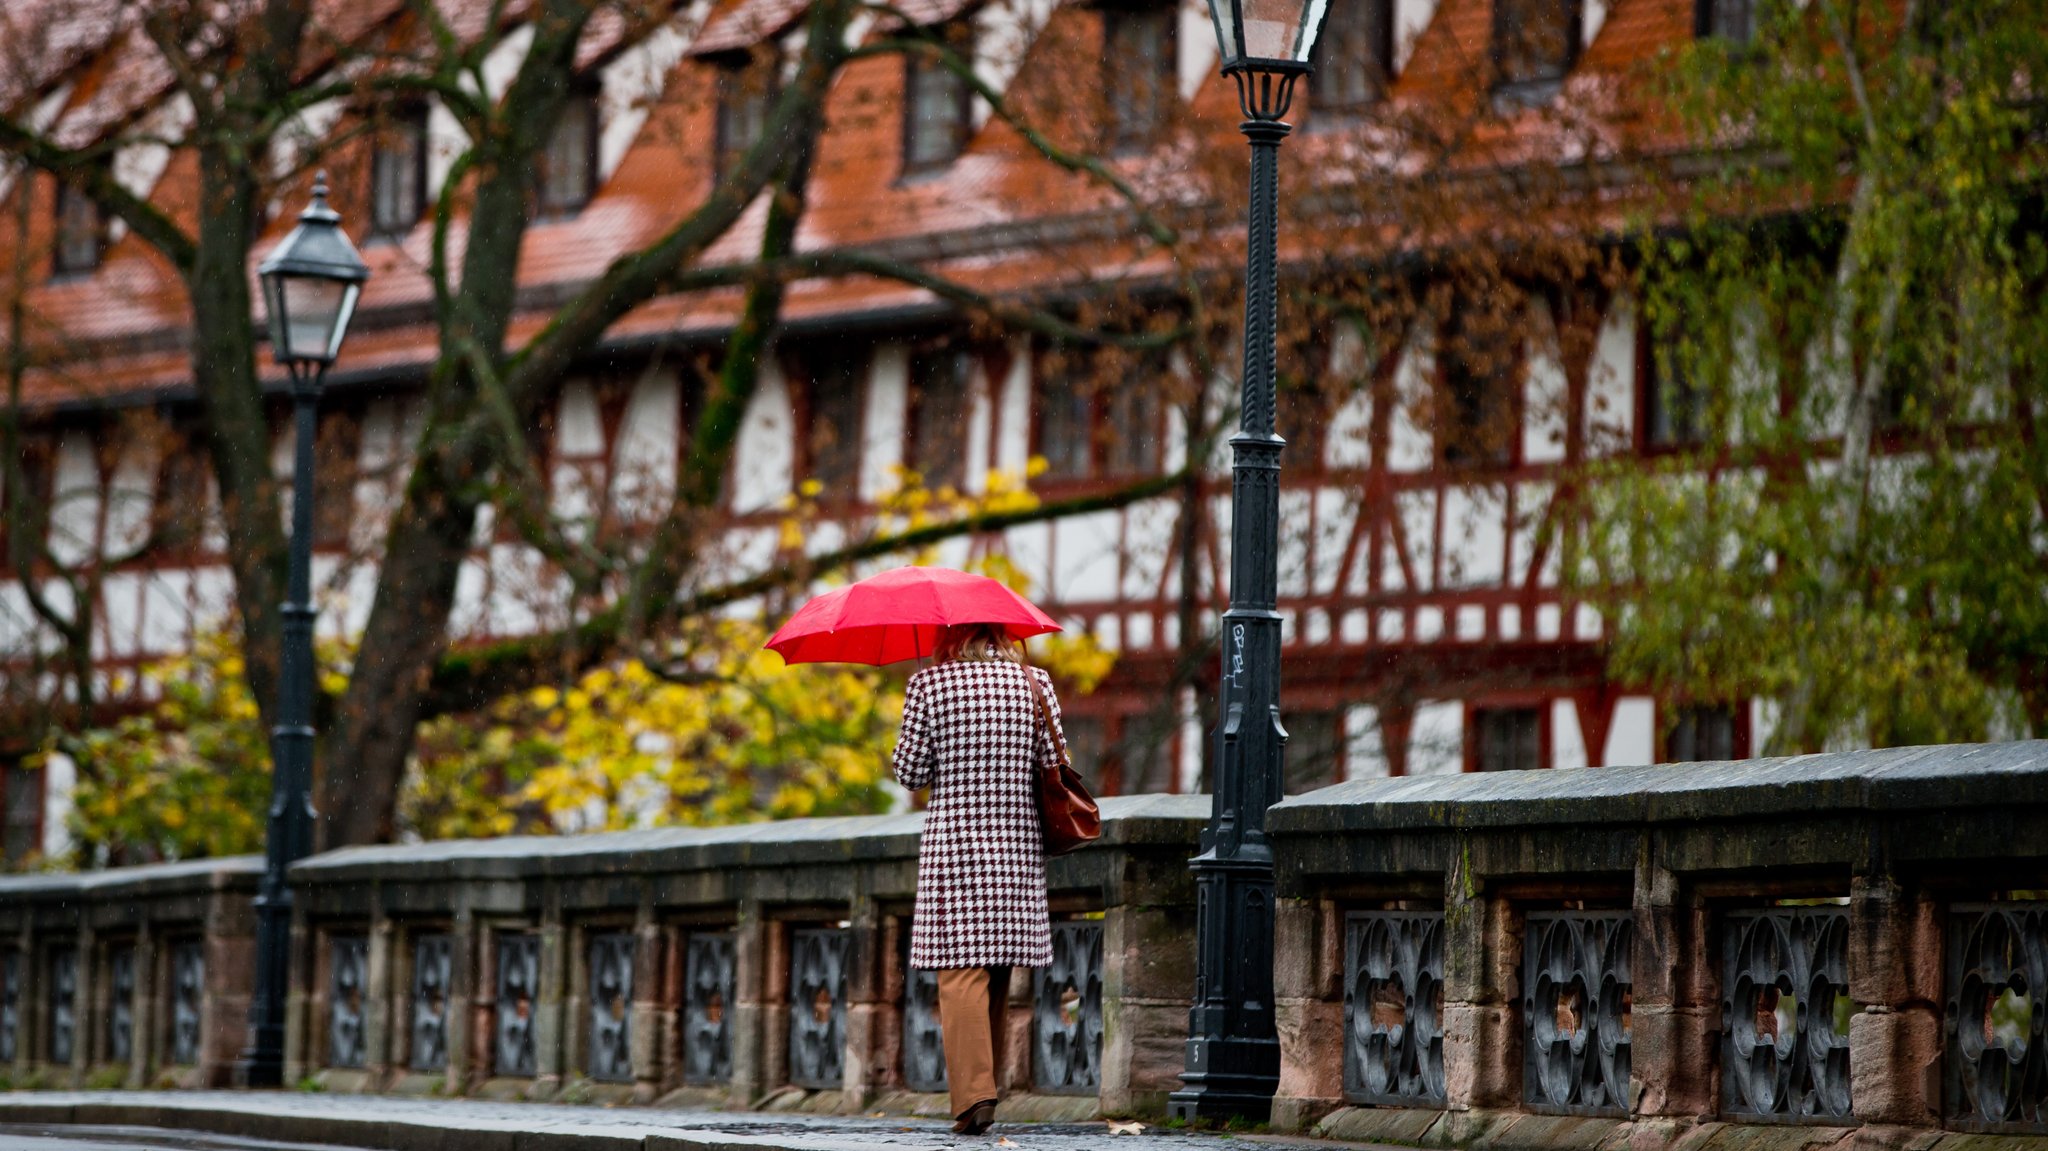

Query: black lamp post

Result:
[239,173,368,1088]
[1168,0,1326,1124]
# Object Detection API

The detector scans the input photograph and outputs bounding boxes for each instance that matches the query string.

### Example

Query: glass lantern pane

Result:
[283,278,347,363]
[263,274,290,357]
[1294,0,1329,61]
[1237,0,1305,60]
[1209,0,1242,67]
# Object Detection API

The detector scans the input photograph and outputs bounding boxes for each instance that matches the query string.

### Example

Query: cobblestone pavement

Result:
[0,1093,1359,1151]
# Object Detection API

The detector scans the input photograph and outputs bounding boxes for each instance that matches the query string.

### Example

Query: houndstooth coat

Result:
[892,659,1061,969]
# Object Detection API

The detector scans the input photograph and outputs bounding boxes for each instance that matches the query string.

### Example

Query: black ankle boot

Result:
[952,1099,997,1135]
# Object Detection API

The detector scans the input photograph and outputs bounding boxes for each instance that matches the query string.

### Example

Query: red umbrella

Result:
[765,565,1062,666]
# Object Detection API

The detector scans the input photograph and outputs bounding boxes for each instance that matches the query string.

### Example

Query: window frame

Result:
[533,87,600,220]
[715,55,781,183]
[797,352,869,501]
[906,343,974,492]
[1101,4,1178,153]
[50,181,105,278]
[1641,320,1709,451]
[1663,704,1743,763]
[368,104,430,241]
[900,25,976,175]
[1694,0,1758,44]
[1489,0,1583,109]
[1,761,45,868]
[1032,348,1170,484]
[1307,0,1396,122]
[1470,704,1546,773]
[1436,307,1521,470]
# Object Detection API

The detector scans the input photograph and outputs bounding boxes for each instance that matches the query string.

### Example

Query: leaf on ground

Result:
[996,1138,1020,1147]
[1108,1120,1147,1135]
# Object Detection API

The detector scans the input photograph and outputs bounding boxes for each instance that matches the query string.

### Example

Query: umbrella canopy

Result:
[765,566,1062,666]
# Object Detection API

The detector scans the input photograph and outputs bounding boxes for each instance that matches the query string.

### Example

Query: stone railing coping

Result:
[1266,740,2048,834]
[289,793,1211,883]
[0,853,262,900]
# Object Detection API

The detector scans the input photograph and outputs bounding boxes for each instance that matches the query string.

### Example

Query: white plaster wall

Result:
[102,437,158,558]
[1388,487,1435,591]
[1439,483,1505,587]
[732,362,796,513]
[1584,0,1609,45]
[1388,324,1435,472]
[41,750,75,861]
[995,339,1033,475]
[1344,704,1386,779]
[1276,488,1313,598]
[972,0,1061,128]
[1585,296,1636,456]
[47,431,101,567]
[101,573,140,659]
[1408,700,1464,775]
[141,570,194,654]
[1602,695,1655,766]
[0,84,71,201]
[551,380,605,537]
[110,94,194,242]
[861,344,909,502]
[964,356,994,494]
[1751,696,1781,756]
[1003,521,1053,596]
[1729,297,1777,443]
[1121,497,1179,600]
[598,15,697,182]
[1393,0,1437,72]
[1508,480,1553,585]
[1523,298,1569,465]
[1311,487,1352,595]
[1178,0,1217,100]
[612,371,681,524]
[1053,509,1122,602]
[1551,698,1588,770]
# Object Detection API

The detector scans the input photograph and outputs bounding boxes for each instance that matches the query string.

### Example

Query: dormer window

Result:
[369,106,427,239]
[1695,0,1757,43]
[1491,0,1581,109]
[1308,0,1394,120]
[52,182,103,276]
[716,59,778,180]
[534,89,597,218]
[902,27,973,173]
[1103,5,1176,152]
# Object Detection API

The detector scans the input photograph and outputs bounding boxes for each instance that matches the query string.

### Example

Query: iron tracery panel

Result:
[47,947,77,1065]
[169,941,204,1066]
[410,934,453,1072]
[494,933,540,1078]
[1946,903,2047,1132]
[329,935,368,1069]
[0,950,19,1063]
[587,932,635,1082]
[901,963,946,1094]
[1721,907,1853,1122]
[682,931,735,1085]
[1343,910,1447,1106]
[107,945,135,1065]
[1522,911,1631,1116]
[787,927,848,1090]
[1033,920,1103,1094]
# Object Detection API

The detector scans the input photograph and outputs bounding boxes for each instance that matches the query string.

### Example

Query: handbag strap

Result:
[1019,662,1071,769]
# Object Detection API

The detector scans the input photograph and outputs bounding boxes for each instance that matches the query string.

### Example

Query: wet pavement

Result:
[0,1093,1360,1151]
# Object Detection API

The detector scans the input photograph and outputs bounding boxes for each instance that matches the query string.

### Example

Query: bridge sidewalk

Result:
[0,1092,1372,1151]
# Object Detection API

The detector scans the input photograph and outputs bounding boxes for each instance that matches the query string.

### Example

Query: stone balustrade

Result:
[3,743,2046,1150]
[1266,740,2048,1148]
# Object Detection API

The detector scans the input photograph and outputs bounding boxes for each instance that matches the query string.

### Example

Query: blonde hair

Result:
[934,623,1021,664]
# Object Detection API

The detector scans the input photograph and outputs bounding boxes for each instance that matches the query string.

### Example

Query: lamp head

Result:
[257,172,370,367]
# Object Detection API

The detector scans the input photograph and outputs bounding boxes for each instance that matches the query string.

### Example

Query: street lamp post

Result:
[1169,0,1326,1125]
[239,174,369,1088]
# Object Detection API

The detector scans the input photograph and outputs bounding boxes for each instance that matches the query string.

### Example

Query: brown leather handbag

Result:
[1023,664,1101,856]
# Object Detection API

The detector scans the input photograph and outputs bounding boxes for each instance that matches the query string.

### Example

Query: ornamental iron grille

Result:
[1946,903,2048,1132]
[169,941,204,1066]
[682,932,735,1085]
[410,934,453,1072]
[48,947,77,1064]
[1033,920,1103,1094]
[1343,911,1447,1106]
[587,933,635,1082]
[901,963,946,1093]
[1522,912,1631,1116]
[1721,908,1853,1122]
[787,927,848,1089]
[494,933,540,1077]
[329,936,369,1069]
[107,945,135,1064]
[0,950,19,1062]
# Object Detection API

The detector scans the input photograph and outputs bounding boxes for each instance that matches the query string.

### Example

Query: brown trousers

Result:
[935,965,1011,1118]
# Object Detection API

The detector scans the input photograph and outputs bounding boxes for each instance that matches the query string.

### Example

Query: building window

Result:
[1308,0,1394,119]
[1474,707,1542,773]
[52,182,103,276]
[1035,363,1166,481]
[908,346,972,491]
[1492,0,1581,108]
[1105,382,1162,476]
[803,358,866,497]
[1646,336,1706,448]
[1666,705,1737,762]
[370,106,428,239]
[716,60,778,180]
[534,90,598,217]
[2,763,41,867]
[1695,0,1757,43]
[1284,709,1344,794]
[903,29,973,173]
[1037,374,1097,480]
[1438,309,1517,468]
[1103,6,1176,151]
[153,436,215,554]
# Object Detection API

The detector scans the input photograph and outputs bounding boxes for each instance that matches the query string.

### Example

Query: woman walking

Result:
[891,622,1065,1135]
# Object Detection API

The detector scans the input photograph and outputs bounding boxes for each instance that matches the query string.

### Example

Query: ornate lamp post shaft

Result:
[1170,0,1322,1104]
[239,175,368,1088]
